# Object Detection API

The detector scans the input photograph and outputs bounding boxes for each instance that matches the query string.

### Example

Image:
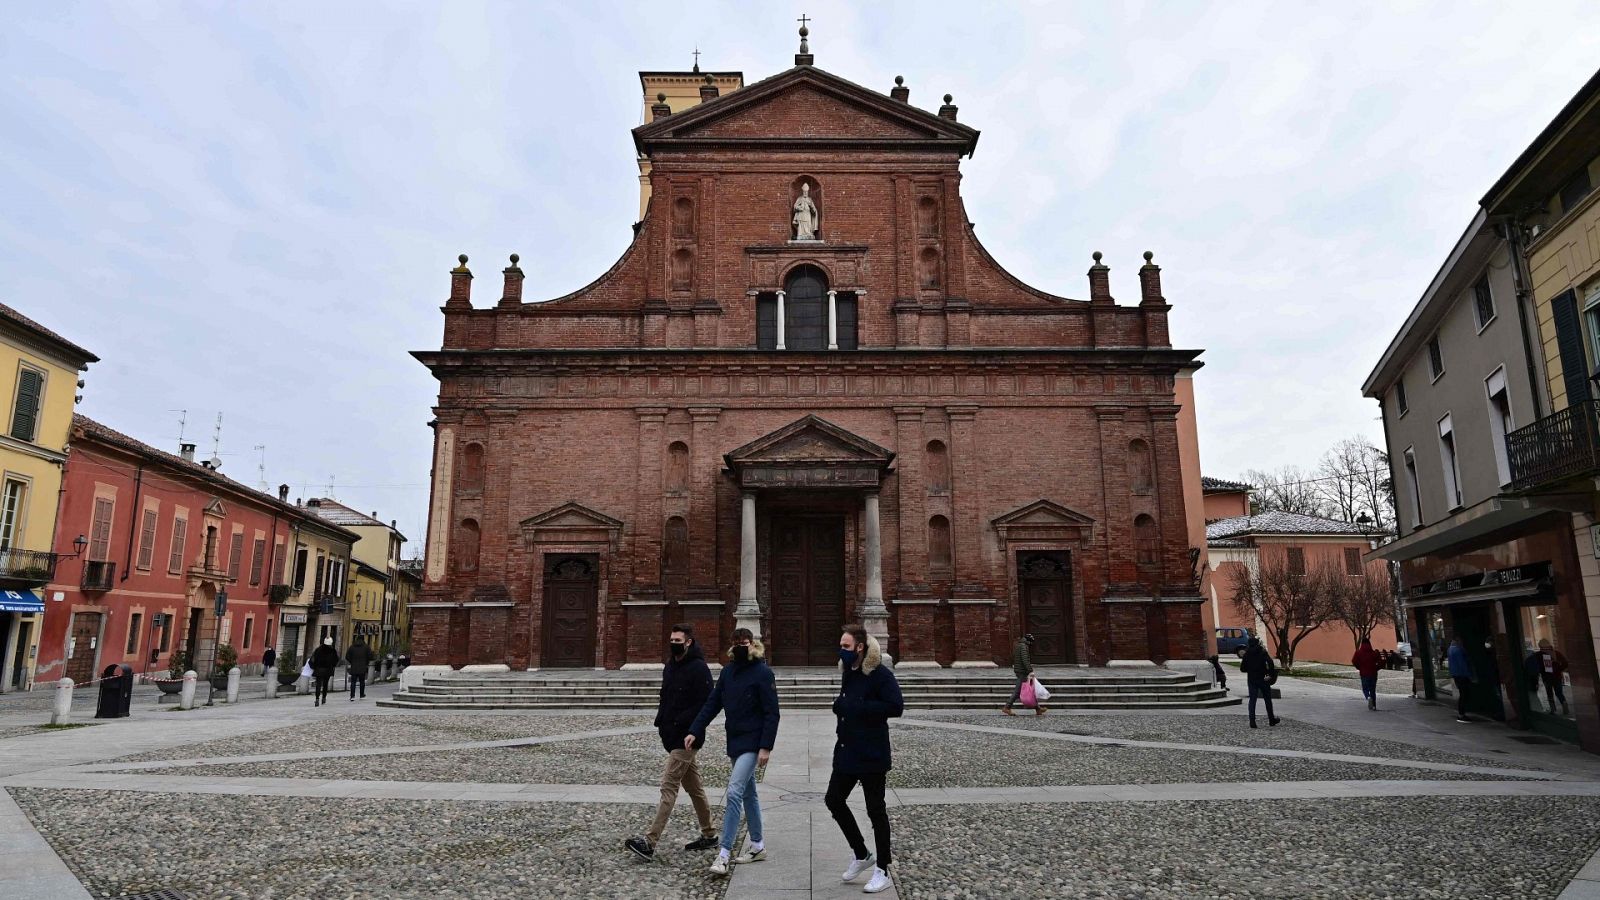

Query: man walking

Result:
[1240,637,1280,728]
[1002,633,1044,716]
[826,624,903,894]
[626,624,717,861]
[345,636,373,701]
[688,628,779,877]
[1351,637,1380,710]
[1447,635,1474,723]
[309,636,339,708]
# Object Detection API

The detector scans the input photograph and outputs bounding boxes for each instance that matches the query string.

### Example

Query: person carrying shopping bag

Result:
[687,627,780,877]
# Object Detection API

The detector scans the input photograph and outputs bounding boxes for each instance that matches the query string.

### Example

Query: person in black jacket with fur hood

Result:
[626,623,717,861]
[827,623,903,894]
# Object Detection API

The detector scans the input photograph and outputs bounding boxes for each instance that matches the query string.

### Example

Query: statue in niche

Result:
[792,182,819,241]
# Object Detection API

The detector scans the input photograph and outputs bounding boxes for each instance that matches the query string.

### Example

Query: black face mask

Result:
[670,643,687,658]
[731,645,750,663]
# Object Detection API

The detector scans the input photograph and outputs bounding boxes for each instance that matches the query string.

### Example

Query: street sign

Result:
[215,588,228,618]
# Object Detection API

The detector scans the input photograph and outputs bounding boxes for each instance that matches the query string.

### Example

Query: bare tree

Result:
[1328,569,1397,646]
[1226,550,1340,671]
[1242,466,1329,518]
[1314,436,1395,533]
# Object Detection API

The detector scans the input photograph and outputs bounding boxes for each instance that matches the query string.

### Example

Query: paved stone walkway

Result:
[3,674,1600,898]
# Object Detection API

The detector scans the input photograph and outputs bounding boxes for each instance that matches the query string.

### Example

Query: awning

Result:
[0,589,44,613]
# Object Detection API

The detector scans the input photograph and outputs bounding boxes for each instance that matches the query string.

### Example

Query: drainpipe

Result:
[1499,219,1547,420]
[120,463,145,581]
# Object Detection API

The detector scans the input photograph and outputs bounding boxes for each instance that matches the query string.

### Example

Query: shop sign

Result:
[1404,562,1551,600]
[280,612,308,625]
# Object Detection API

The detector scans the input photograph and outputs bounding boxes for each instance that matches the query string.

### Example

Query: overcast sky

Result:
[5,2,1598,541]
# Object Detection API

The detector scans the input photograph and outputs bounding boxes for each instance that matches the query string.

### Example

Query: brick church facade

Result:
[411,42,1207,670]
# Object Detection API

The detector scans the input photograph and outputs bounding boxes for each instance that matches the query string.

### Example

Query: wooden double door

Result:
[769,515,846,666]
[1019,551,1075,664]
[542,555,599,668]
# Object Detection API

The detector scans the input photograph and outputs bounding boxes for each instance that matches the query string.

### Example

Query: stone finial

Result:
[1138,250,1164,306]
[500,253,525,308]
[651,92,672,121]
[795,17,814,66]
[891,75,910,103]
[1088,251,1113,305]
[700,74,719,102]
[939,93,958,121]
[447,253,473,308]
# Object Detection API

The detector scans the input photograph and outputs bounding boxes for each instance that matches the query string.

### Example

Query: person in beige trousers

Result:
[626,624,718,860]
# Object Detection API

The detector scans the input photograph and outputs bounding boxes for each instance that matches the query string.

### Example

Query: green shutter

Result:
[10,369,42,441]
[1552,289,1592,406]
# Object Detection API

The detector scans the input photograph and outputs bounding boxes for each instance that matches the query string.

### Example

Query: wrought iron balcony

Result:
[82,560,116,591]
[1507,400,1600,492]
[0,548,58,585]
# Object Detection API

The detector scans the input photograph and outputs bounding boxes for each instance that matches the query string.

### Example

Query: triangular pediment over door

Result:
[992,499,1096,545]
[519,501,624,547]
[724,415,894,490]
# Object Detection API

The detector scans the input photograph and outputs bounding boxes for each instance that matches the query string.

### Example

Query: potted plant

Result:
[210,643,237,690]
[276,652,300,687]
[154,651,188,695]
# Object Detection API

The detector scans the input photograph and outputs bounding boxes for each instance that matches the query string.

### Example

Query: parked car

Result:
[1215,627,1252,657]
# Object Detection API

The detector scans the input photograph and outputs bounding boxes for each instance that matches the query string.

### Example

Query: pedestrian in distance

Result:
[626,623,717,862]
[261,646,276,675]
[687,627,779,877]
[1525,638,1571,717]
[1351,637,1381,710]
[309,637,339,707]
[1240,637,1280,728]
[826,623,903,894]
[1002,633,1046,716]
[344,636,372,701]
[1446,635,1474,723]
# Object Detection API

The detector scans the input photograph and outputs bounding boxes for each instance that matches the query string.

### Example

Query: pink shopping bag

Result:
[1019,678,1037,708]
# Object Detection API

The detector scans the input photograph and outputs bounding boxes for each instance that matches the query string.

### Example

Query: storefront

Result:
[0,589,44,692]
[278,610,308,666]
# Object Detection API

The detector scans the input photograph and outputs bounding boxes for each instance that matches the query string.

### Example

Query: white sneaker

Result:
[709,855,730,876]
[864,867,892,893]
[733,846,767,864]
[842,854,875,882]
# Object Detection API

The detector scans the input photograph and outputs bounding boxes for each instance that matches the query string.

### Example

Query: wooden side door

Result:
[542,556,598,668]
[65,612,102,684]
[1018,551,1073,665]
[806,519,846,665]
[770,518,810,666]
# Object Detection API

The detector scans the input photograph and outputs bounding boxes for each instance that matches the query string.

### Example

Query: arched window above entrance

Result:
[784,265,827,350]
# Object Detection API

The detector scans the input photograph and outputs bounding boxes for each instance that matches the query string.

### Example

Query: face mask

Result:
[731,645,749,663]
[670,643,686,658]
[839,648,858,666]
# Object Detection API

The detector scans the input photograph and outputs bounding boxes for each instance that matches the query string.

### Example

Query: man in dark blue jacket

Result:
[687,627,780,877]
[626,623,716,861]
[1240,637,1280,728]
[827,623,903,894]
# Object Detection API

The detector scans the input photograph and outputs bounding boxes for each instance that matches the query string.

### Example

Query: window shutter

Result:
[272,540,286,585]
[1552,289,1592,406]
[9,369,43,441]
[228,532,244,578]
[89,498,114,560]
[249,538,265,585]
[137,509,158,570]
[168,518,187,573]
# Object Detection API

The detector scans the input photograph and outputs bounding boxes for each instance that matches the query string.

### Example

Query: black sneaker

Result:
[1268,718,1281,726]
[625,836,654,861]
[685,836,718,851]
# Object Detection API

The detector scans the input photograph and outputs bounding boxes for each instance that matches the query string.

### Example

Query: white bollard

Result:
[50,677,74,725]
[179,670,197,710]
[226,666,241,704]
[264,672,277,700]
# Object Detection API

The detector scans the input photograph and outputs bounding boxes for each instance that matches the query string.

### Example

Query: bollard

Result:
[50,677,74,725]
[226,666,241,704]
[179,670,197,710]
[264,672,277,700]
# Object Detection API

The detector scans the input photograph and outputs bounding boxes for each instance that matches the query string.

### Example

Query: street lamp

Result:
[66,534,88,558]
[205,588,228,706]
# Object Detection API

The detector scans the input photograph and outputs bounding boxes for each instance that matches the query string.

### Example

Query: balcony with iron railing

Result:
[1507,400,1600,493]
[0,548,58,586]
[82,560,116,592]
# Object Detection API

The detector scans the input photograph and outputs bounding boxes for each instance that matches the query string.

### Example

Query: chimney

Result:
[1088,251,1113,305]
[699,74,718,102]
[1138,251,1165,306]
[499,253,524,309]
[938,94,958,121]
[651,92,672,121]
[307,498,321,508]
[277,484,289,502]
[180,443,196,462]
[446,254,473,308]
[890,75,909,103]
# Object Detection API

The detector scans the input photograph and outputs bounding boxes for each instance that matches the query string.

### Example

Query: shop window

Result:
[1518,604,1573,720]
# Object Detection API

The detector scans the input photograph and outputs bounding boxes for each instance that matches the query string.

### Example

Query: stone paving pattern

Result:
[888,796,1600,899]
[915,712,1536,770]
[8,788,728,900]
[113,714,655,762]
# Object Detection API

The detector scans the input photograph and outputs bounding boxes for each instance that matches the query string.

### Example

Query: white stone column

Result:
[226,666,241,703]
[736,491,762,637]
[50,677,73,725]
[775,290,787,350]
[861,492,891,662]
[179,670,197,710]
[827,290,839,349]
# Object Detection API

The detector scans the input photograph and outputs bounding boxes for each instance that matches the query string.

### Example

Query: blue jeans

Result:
[1359,675,1377,702]
[721,751,763,852]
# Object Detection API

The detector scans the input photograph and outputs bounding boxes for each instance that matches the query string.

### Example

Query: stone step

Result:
[422,673,1196,688]
[376,695,1241,710]
[384,688,1234,705]
[404,679,1217,695]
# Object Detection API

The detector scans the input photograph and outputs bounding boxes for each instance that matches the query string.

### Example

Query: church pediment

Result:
[724,415,894,489]
[520,501,624,547]
[992,499,1096,543]
[634,66,979,155]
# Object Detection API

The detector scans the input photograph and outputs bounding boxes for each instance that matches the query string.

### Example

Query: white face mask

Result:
[323,638,333,646]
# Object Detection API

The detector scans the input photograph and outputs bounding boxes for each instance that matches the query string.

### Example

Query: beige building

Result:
[303,498,405,654]
[0,304,96,692]
[279,499,357,666]
[636,66,744,218]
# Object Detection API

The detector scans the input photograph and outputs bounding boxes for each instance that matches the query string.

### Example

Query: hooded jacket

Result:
[1012,637,1033,679]
[345,641,373,676]
[832,634,904,775]
[309,642,341,678]
[689,638,780,759]
[1351,643,1380,678]
[1239,641,1276,685]
[656,640,713,752]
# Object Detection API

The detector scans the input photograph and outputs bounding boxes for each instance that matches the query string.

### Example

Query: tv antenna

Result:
[207,412,223,470]
[172,409,188,444]
[254,445,268,491]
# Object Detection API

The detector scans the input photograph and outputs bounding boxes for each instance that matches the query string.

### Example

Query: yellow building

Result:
[346,560,386,648]
[304,498,406,656]
[278,503,357,667]
[1481,66,1600,697]
[395,558,422,657]
[636,65,743,218]
[0,303,97,692]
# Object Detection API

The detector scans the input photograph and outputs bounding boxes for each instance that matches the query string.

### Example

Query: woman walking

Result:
[687,628,780,877]
[826,624,903,894]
